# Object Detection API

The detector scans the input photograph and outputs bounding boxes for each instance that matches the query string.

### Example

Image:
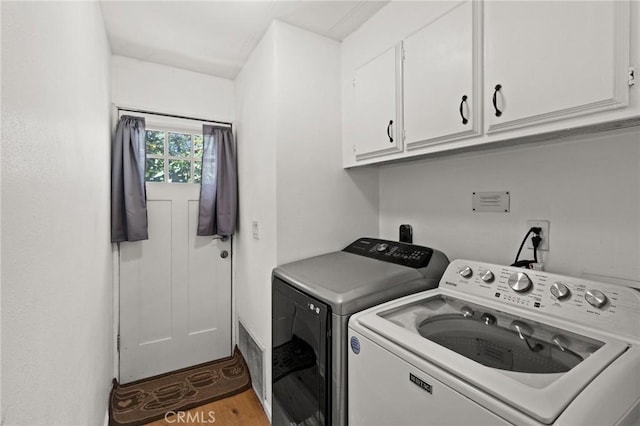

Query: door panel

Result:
[188,199,221,335]
[119,183,231,383]
[139,200,172,345]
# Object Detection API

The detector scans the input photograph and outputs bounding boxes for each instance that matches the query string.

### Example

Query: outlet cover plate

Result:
[526,220,549,251]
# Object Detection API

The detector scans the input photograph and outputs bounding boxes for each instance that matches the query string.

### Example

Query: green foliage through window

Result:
[169,160,190,183]
[144,129,203,184]
[146,158,165,182]
[193,161,202,184]
[169,133,191,157]
[145,130,164,155]
[194,134,203,158]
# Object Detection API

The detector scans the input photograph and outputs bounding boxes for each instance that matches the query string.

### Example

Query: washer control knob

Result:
[480,270,495,283]
[585,289,607,308]
[459,266,473,278]
[376,243,389,252]
[550,282,570,300]
[508,272,532,293]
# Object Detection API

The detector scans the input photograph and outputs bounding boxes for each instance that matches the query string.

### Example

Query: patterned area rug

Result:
[110,347,251,425]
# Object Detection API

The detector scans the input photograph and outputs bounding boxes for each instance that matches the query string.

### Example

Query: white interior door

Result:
[119,182,231,383]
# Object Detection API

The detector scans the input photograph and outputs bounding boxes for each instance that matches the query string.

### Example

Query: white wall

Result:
[111,55,235,122]
[1,2,113,425]
[234,21,379,412]
[379,128,640,281]
[233,22,278,393]
[274,22,379,265]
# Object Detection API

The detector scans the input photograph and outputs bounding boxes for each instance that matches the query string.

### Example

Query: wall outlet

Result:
[252,221,260,240]
[526,220,549,251]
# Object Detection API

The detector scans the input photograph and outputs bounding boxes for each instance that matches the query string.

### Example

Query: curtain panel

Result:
[197,125,237,237]
[111,115,148,242]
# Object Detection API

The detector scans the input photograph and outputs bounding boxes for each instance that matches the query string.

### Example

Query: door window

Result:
[145,129,203,183]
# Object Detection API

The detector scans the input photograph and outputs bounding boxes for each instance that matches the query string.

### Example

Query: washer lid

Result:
[273,251,437,315]
[352,289,630,424]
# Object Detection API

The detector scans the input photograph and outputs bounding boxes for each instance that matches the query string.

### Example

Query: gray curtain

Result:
[111,115,148,242]
[197,125,237,237]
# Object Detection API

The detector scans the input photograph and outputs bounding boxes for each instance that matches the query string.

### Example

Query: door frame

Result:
[110,104,237,382]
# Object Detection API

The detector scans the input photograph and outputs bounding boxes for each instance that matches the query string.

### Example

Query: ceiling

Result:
[99,1,389,80]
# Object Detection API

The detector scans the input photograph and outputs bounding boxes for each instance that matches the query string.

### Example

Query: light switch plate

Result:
[252,221,260,240]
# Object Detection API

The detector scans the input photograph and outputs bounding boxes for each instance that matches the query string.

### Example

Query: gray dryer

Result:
[272,237,449,426]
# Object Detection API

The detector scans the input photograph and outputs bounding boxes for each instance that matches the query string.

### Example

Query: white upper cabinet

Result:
[484,1,631,134]
[404,1,482,149]
[352,44,403,160]
[342,0,636,168]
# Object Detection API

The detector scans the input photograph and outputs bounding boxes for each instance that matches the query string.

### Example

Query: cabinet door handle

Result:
[459,95,469,125]
[386,120,394,143]
[492,84,503,117]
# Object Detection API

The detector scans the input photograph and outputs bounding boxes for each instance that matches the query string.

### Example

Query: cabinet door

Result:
[404,1,482,150]
[485,1,630,134]
[353,44,403,160]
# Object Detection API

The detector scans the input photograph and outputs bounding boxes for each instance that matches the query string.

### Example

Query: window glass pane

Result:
[168,133,191,157]
[146,158,165,182]
[193,134,203,158]
[145,130,165,155]
[193,160,202,184]
[169,160,190,183]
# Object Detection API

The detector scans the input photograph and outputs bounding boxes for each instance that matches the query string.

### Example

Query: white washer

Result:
[348,259,640,425]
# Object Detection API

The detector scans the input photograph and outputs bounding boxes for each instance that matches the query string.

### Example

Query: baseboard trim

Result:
[103,405,109,426]
[262,399,272,422]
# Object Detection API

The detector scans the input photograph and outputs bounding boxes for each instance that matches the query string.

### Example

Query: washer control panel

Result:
[440,259,640,340]
[343,237,433,268]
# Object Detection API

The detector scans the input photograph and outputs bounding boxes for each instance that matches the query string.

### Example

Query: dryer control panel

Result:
[343,237,433,268]
[440,259,640,341]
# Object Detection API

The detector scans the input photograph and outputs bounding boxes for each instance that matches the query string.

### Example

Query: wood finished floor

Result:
[145,389,270,426]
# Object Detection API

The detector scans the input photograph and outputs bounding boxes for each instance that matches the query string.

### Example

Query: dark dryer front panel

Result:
[272,277,331,425]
